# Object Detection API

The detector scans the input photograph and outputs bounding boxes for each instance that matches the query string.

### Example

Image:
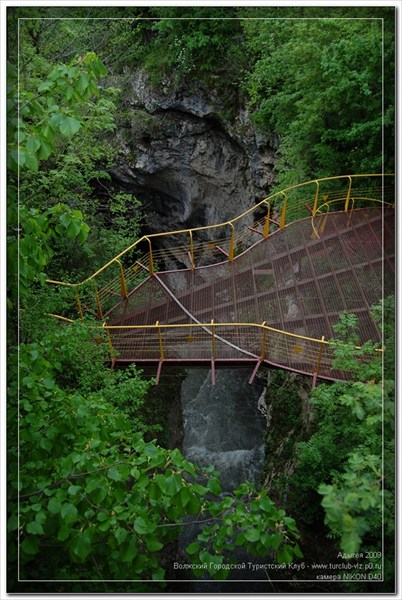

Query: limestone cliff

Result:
[109,71,278,236]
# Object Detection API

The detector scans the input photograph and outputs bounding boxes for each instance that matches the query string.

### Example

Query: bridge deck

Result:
[105,206,394,383]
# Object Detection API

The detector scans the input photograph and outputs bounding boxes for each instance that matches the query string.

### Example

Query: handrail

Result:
[46,173,394,289]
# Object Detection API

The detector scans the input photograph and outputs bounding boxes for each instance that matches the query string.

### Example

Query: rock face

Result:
[110,71,277,236]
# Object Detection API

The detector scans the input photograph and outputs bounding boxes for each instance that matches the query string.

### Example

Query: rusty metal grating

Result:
[107,206,394,381]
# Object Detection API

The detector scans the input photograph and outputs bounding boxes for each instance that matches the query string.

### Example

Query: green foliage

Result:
[8,52,108,175]
[18,203,90,297]
[8,322,301,586]
[186,483,303,580]
[329,312,382,381]
[149,8,245,83]
[290,300,394,559]
[243,15,394,185]
[7,51,112,307]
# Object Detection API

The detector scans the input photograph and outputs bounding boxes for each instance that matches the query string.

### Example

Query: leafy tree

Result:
[289,299,394,568]
[243,14,394,186]
[7,52,111,307]
[318,298,394,560]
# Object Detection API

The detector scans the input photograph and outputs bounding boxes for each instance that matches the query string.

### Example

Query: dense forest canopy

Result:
[6,4,395,595]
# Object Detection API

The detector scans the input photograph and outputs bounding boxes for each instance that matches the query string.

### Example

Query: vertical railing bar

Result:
[189,230,195,270]
[249,321,268,384]
[211,319,216,385]
[145,237,154,276]
[312,335,325,388]
[156,320,165,361]
[261,321,268,360]
[279,192,287,229]
[155,320,164,384]
[344,175,353,212]
[263,202,271,238]
[116,259,128,298]
[228,222,235,261]
[312,180,319,217]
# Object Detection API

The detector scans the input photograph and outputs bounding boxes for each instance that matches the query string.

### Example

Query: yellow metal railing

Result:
[47,173,394,321]
[47,313,382,383]
[98,320,382,383]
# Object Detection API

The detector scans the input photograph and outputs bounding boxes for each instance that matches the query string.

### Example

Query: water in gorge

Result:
[181,368,266,491]
[178,368,270,591]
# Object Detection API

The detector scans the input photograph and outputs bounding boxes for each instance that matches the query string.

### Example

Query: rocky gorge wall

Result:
[109,71,278,237]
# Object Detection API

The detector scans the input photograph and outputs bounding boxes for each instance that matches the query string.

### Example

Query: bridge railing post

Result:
[312,335,325,388]
[228,222,235,261]
[156,320,165,362]
[116,259,128,298]
[260,322,268,360]
[145,237,154,276]
[155,321,164,384]
[248,322,268,384]
[263,203,271,238]
[312,180,319,217]
[279,192,287,229]
[189,230,195,270]
[211,319,216,385]
[344,176,352,212]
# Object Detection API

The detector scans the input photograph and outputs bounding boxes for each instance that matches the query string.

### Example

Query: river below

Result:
[177,368,270,592]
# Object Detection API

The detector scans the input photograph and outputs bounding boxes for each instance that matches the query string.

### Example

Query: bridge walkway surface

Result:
[48,175,395,385]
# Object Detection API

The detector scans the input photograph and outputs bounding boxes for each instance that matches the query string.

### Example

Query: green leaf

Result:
[70,532,91,561]
[66,220,81,238]
[42,377,54,389]
[21,536,40,556]
[97,511,109,522]
[26,136,41,154]
[58,114,81,137]
[187,496,201,515]
[7,514,18,532]
[207,477,221,496]
[175,485,193,508]
[186,541,200,555]
[65,85,74,100]
[120,540,137,563]
[134,515,155,535]
[38,81,53,93]
[61,502,78,524]
[67,485,81,496]
[244,528,260,543]
[146,536,164,552]
[114,526,128,544]
[38,140,53,160]
[57,523,72,542]
[276,545,293,564]
[293,543,304,559]
[77,73,89,95]
[26,520,44,535]
[48,497,62,514]
[59,213,71,229]
[24,152,39,173]
[271,533,282,550]
[107,466,122,481]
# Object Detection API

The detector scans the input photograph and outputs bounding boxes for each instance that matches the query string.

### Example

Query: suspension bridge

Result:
[48,174,395,385]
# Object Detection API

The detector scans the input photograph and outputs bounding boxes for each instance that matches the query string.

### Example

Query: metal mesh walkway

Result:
[105,206,394,382]
[47,174,395,384]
